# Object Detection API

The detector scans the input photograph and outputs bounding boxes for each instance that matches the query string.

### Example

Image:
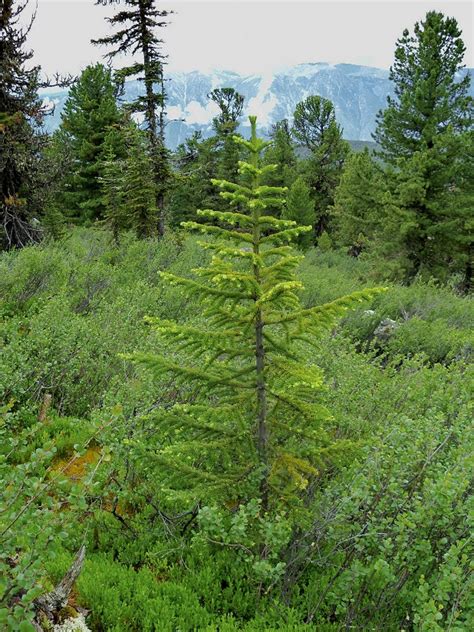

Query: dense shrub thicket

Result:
[1,229,472,630]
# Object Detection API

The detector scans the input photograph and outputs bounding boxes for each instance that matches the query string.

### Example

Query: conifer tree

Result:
[169,131,219,226]
[209,87,245,183]
[332,149,387,256]
[282,176,314,250]
[126,117,384,566]
[0,0,44,249]
[292,96,349,240]
[60,63,121,224]
[94,0,172,236]
[122,124,157,239]
[263,119,297,190]
[373,11,473,278]
[374,11,471,161]
[99,136,127,244]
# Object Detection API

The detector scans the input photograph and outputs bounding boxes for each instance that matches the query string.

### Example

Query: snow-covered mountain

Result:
[40,62,474,149]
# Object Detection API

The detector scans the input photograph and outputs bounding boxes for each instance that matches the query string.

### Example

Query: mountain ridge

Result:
[40,62,474,149]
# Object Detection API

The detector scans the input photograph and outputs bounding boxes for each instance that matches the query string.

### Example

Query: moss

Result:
[53,446,101,481]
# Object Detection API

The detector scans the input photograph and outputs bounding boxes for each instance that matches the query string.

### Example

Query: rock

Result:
[53,613,91,632]
[373,318,398,342]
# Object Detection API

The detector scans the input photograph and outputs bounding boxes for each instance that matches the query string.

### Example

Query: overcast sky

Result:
[27,1,473,77]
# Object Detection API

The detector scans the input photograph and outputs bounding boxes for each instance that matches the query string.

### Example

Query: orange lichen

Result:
[53,446,101,481]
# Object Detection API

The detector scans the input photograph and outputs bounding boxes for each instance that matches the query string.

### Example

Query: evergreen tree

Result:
[263,119,297,190]
[99,132,127,244]
[373,11,473,279]
[169,131,219,227]
[60,64,121,224]
[374,11,471,161]
[93,0,172,236]
[292,96,349,240]
[122,124,157,239]
[282,176,314,250]
[332,149,387,256]
[209,87,245,182]
[0,0,44,249]
[125,116,384,570]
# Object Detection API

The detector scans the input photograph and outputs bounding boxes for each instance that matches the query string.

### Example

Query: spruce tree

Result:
[292,96,349,240]
[282,176,314,250]
[93,0,172,236]
[373,11,473,278]
[60,64,122,224]
[0,0,44,249]
[126,117,384,568]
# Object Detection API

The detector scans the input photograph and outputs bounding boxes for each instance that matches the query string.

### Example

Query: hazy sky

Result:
[27,0,473,77]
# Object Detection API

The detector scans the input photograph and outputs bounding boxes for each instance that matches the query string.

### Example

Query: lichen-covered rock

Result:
[53,613,91,632]
[373,318,398,342]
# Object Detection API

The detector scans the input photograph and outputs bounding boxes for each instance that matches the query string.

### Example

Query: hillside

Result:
[1,229,472,630]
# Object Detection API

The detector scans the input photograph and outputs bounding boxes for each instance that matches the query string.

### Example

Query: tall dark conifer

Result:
[292,96,349,241]
[373,11,473,279]
[93,0,172,236]
[0,0,43,249]
[60,63,122,223]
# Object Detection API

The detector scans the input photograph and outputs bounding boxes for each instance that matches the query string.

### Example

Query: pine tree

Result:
[282,176,314,250]
[93,0,172,236]
[292,96,349,240]
[122,124,157,239]
[60,64,121,224]
[332,149,387,256]
[0,0,44,249]
[374,11,471,161]
[125,117,384,566]
[373,11,473,278]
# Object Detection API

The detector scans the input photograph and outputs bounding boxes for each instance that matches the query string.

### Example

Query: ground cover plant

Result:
[1,220,472,629]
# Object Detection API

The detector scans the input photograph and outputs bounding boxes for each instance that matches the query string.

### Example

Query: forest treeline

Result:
[1,1,473,631]
[1,2,473,288]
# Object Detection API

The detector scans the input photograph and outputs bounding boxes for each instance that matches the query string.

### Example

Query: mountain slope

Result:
[40,63,474,149]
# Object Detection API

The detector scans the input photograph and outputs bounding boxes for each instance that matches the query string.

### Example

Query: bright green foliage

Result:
[292,96,349,239]
[60,64,121,224]
[332,148,387,256]
[125,117,384,566]
[374,11,473,279]
[1,229,473,628]
[282,176,314,249]
[0,403,86,630]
